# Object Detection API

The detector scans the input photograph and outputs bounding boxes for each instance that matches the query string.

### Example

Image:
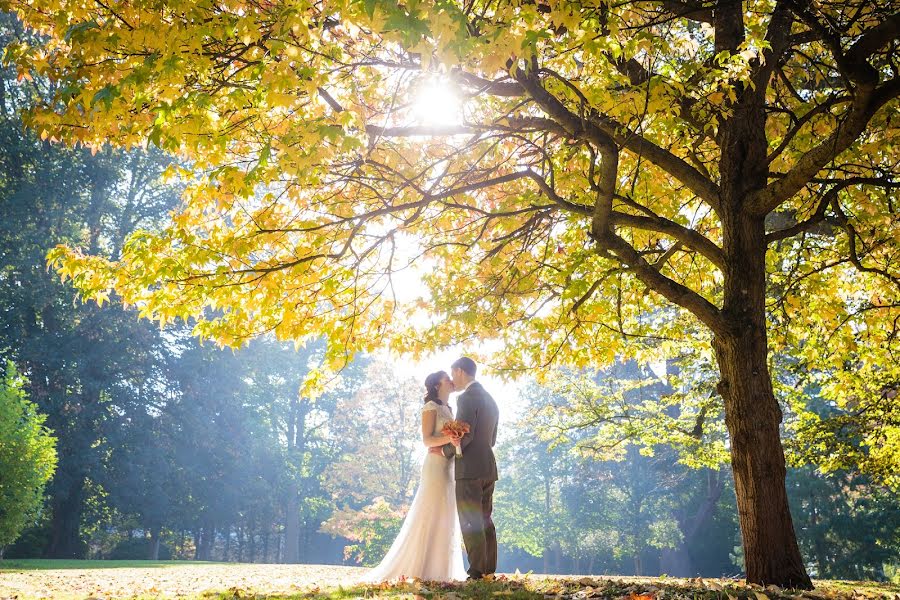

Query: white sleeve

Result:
[422,401,438,414]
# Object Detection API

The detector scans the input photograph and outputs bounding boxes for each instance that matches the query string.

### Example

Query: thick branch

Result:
[451,70,526,97]
[752,1,795,96]
[766,94,851,164]
[512,69,620,239]
[765,177,900,243]
[602,231,726,334]
[750,77,900,214]
[591,113,721,212]
[658,0,715,24]
[610,211,725,269]
[503,111,722,215]
[845,13,900,68]
[831,199,900,292]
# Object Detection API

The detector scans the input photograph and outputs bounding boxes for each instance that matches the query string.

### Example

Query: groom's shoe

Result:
[466,571,484,581]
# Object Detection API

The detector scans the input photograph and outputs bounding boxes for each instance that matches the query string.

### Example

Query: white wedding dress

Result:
[363,400,467,582]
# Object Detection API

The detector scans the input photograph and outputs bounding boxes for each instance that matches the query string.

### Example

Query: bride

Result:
[363,371,467,582]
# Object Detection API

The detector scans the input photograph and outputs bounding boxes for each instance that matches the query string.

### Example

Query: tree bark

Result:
[714,327,810,587]
[237,525,244,563]
[248,520,256,563]
[283,396,301,563]
[149,526,161,560]
[223,524,231,562]
[713,206,811,588]
[198,523,215,561]
[45,477,86,558]
[709,35,813,581]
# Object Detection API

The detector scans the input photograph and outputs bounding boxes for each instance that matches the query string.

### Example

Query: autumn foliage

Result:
[4,0,900,588]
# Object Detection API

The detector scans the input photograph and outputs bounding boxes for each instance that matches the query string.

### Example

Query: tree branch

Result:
[658,0,715,24]
[512,68,620,240]
[750,76,900,214]
[845,13,900,68]
[831,198,900,292]
[765,177,900,243]
[591,112,721,212]
[602,231,726,334]
[766,94,851,164]
[610,211,725,269]
[451,70,526,97]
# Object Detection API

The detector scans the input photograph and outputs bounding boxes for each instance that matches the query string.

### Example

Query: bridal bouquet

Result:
[441,420,470,457]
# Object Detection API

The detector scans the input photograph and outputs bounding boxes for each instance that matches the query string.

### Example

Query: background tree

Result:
[496,377,740,577]
[0,361,57,556]
[321,361,430,564]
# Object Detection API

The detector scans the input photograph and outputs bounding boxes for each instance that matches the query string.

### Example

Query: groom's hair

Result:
[451,356,477,377]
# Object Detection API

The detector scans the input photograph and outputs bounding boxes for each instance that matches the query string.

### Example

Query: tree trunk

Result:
[198,523,215,561]
[248,523,257,564]
[223,524,232,562]
[283,491,300,563]
[283,396,301,563]
[45,477,86,558]
[710,50,813,584]
[237,525,244,563]
[149,526,161,560]
[661,468,726,577]
[713,210,811,588]
[659,547,692,578]
[276,529,283,563]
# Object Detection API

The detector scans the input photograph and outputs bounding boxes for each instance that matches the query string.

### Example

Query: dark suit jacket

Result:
[444,381,499,481]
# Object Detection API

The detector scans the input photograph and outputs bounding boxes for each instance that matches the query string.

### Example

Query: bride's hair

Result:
[423,371,449,405]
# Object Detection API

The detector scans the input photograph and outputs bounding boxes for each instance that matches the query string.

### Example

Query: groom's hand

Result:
[428,446,444,455]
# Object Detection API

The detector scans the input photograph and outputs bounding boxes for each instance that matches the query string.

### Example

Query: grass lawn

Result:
[0,559,227,571]
[0,561,897,600]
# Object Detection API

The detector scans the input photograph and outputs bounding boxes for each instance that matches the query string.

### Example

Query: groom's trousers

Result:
[456,478,497,578]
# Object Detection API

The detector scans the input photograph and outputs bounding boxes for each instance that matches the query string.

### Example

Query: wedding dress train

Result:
[363,400,467,582]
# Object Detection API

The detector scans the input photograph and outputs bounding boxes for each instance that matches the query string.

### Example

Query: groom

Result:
[444,357,499,580]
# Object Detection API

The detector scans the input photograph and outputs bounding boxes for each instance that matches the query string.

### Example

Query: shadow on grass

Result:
[204,578,543,600]
[201,576,900,600]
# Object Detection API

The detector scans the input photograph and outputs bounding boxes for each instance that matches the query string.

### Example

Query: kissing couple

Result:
[364,356,500,583]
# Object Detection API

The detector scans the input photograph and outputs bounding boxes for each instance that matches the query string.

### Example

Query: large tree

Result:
[7,0,900,587]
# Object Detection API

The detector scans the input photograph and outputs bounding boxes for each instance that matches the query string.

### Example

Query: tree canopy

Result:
[0,0,892,370]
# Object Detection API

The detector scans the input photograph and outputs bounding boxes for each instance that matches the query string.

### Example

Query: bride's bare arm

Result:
[421,410,453,448]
